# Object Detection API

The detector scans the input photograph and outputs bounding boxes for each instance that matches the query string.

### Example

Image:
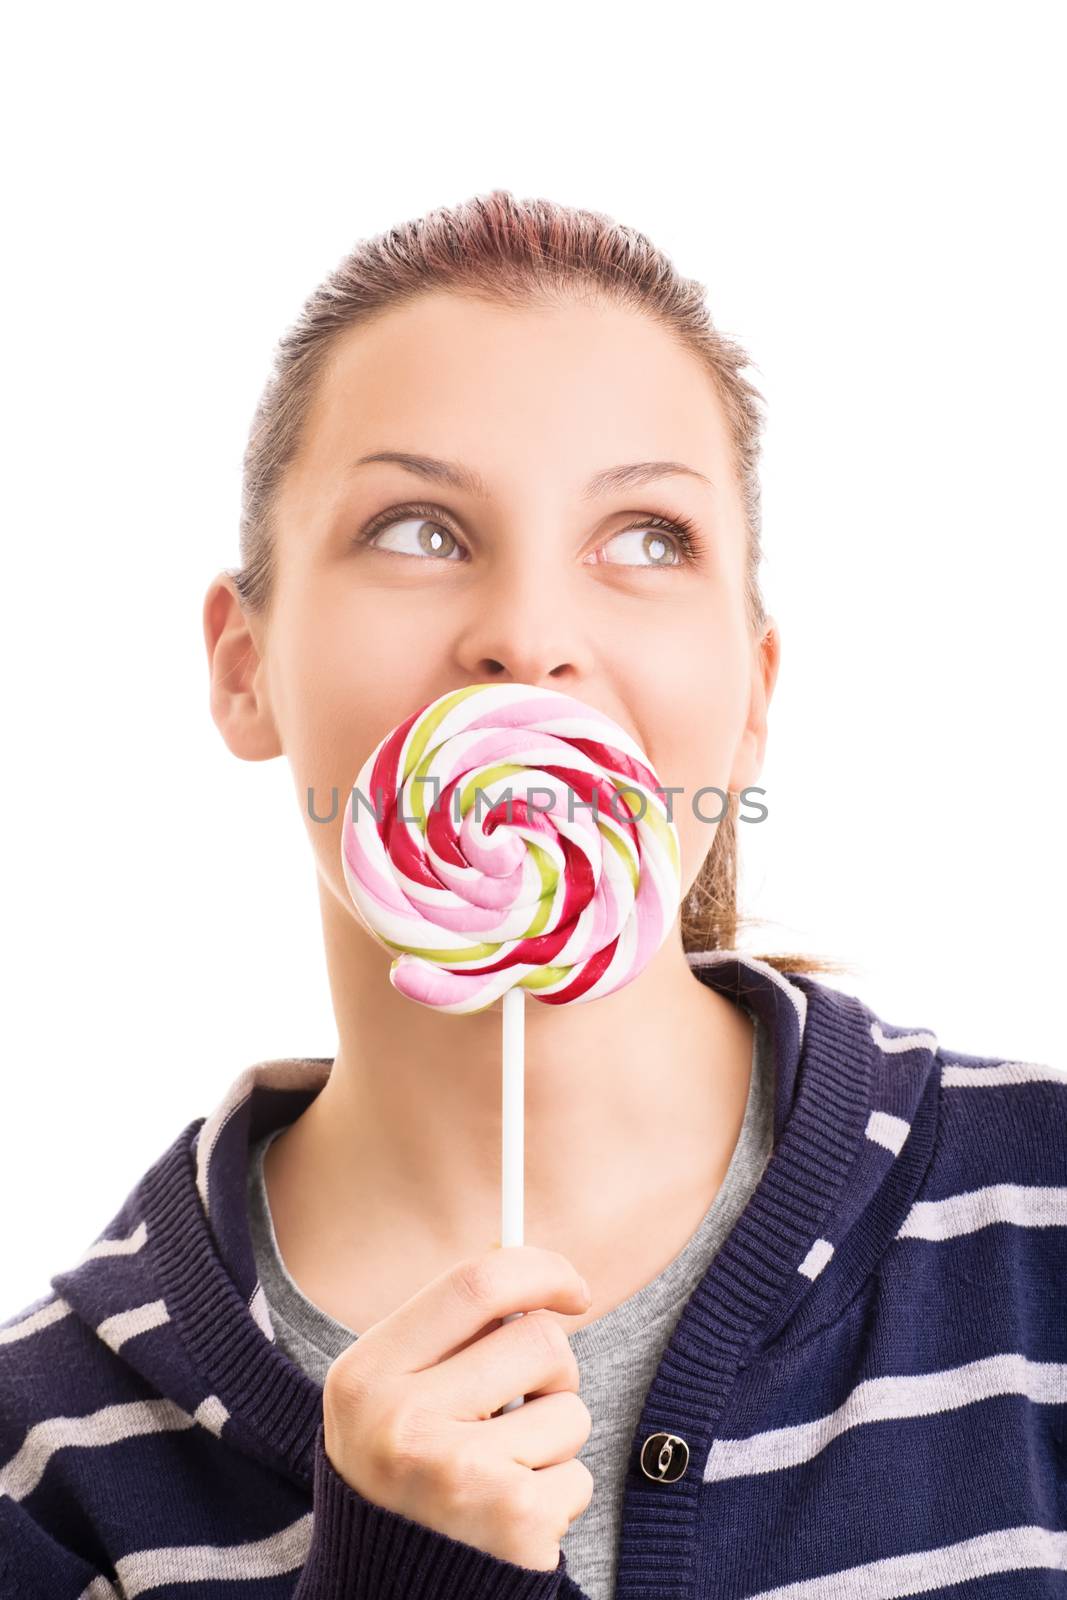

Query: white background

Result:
[2,3,1064,1314]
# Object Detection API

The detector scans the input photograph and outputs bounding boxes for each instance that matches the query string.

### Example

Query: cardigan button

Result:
[639,1431,690,1483]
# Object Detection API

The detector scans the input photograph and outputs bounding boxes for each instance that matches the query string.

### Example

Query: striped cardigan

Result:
[1,951,1065,1598]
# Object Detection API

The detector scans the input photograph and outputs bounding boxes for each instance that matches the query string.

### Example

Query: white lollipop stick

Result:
[500,984,526,1412]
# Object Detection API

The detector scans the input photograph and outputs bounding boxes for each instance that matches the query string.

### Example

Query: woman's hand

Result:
[321,1245,595,1572]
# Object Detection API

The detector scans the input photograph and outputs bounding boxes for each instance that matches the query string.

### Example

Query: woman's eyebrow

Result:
[349,451,713,501]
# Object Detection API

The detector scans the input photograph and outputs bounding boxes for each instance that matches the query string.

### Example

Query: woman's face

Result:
[249,290,778,912]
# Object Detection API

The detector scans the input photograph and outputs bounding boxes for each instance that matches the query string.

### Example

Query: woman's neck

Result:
[261,881,755,1332]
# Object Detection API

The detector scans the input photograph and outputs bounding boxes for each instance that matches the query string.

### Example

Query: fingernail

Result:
[580,1277,593,1302]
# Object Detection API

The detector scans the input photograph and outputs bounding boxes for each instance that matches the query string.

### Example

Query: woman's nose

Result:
[453,576,594,689]
[476,652,572,684]
[465,634,580,686]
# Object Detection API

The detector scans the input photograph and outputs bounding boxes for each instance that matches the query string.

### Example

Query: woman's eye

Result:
[596,527,684,568]
[367,516,465,560]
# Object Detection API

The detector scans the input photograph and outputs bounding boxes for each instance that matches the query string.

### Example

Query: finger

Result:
[480,1389,592,1470]
[354,1247,590,1382]
[528,1457,596,1539]
[420,1306,580,1421]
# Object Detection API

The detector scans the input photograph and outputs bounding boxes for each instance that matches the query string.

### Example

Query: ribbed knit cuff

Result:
[291,1422,570,1600]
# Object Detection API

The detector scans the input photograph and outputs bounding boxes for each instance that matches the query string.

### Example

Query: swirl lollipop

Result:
[341,681,681,1012]
[340,681,683,1406]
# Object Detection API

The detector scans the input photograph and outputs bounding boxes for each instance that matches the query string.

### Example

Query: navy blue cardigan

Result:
[2,951,1065,1598]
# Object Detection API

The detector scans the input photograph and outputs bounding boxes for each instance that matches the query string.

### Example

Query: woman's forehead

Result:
[302,295,732,490]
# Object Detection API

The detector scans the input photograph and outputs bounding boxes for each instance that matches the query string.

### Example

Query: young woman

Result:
[2,191,1064,1600]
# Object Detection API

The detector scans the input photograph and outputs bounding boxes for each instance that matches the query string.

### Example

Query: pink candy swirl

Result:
[340,682,682,1014]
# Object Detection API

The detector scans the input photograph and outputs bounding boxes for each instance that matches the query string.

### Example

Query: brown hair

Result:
[230,189,849,983]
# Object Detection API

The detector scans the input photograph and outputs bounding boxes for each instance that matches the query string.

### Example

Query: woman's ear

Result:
[729,617,781,792]
[202,574,283,761]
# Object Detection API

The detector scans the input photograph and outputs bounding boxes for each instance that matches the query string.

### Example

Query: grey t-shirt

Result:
[246,1006,775,1599]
